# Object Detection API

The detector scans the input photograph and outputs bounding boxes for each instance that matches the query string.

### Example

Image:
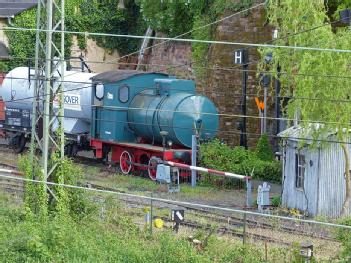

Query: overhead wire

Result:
[2,10,351,94]
[3,26,351,54]
[4,58,351,82]
[2,4,350,85]
[2,75,351,107]
[60,1,267,80]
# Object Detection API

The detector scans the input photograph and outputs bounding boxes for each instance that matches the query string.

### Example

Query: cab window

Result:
[119,84,129,103]
[95,83,104,100]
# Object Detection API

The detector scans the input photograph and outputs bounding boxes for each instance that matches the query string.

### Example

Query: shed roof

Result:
[91,70,168,83]
[278,125,339,143]
[0,0,37,18]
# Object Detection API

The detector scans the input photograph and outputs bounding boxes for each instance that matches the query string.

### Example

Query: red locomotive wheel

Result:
[120,150,133,175]
[148,156,161,181]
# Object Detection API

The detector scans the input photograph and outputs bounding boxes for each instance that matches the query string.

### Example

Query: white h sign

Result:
[234,51,243,64]
[233,49,248,65]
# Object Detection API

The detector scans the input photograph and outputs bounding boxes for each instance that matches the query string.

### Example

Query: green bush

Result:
[256,133,275,161]
[336,217,351,260]
[271,196,282,207]
[200,139,282,188]
[0,193,300,262]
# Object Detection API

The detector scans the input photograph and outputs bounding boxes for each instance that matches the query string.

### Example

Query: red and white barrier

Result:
[164,161,250,180]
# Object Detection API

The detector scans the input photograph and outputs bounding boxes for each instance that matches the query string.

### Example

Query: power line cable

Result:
[3,26,351,54]
[2,11,351,83]
[4,58,351,82]
[3,71,351,104]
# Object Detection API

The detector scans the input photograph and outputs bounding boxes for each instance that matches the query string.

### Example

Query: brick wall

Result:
[145,32,194,80]
[205,6,273,148]
[147,5,273,148]
[70,36,120,73]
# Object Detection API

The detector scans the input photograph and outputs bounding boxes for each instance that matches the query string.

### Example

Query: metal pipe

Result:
[263,86,267,133]
[7,16,14,27]
[275,65,281,151]
[246,178,252,207]
[191,135,197,187]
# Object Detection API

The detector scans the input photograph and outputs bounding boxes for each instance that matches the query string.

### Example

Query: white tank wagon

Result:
[0,67,96,155]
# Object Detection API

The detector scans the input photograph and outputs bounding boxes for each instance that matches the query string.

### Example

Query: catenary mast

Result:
[30,0,65,186]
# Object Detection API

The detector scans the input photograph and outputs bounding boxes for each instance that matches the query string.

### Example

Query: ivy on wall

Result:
[72,0,145,54]
[2,0,145,71]
[3,8,37,70]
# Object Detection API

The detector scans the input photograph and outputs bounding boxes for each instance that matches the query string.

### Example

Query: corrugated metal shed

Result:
[0,0,37,18]
[279,125,351,218]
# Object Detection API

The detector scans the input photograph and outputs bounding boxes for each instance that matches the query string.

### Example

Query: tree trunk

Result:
[341,143,351,216]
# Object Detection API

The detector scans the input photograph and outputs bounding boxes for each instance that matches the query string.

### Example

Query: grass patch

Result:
[85,165,100,175]
[0,191,308,262]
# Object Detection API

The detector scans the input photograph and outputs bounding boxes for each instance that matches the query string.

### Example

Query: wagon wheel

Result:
[148,156,162,181]
[119,150,133,175]
[65,143,78,158]
[12,134,26,154]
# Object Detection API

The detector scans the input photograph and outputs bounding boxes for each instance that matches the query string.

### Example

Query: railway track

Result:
[84,182,336,242]
[0,160,338,245]
[0,162,24,195]
[159,216,292,246]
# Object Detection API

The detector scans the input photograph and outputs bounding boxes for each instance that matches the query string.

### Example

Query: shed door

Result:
[283,147,318,215]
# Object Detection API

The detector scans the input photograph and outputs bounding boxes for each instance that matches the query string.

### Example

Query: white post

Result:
[191,135,197,187]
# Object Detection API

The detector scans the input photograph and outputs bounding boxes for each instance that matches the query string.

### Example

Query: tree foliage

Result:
[259,0,351,139]
[259,0,351,215]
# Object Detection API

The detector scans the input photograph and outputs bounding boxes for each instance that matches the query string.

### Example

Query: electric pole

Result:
[31,0,65,183]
